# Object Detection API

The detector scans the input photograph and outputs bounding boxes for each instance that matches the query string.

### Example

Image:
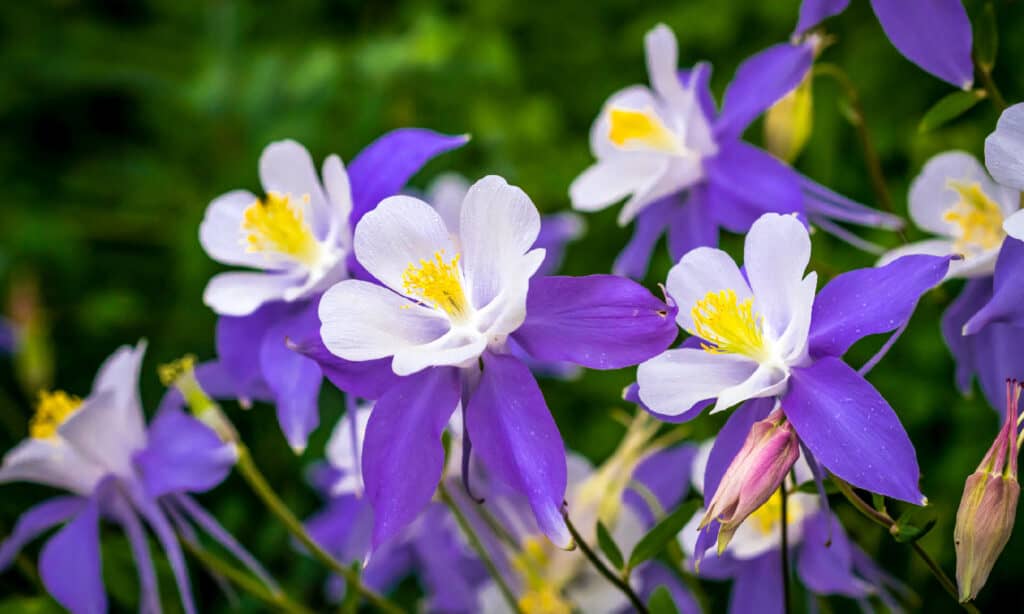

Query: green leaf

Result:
[797,479,838,496]
[974,2,998,71]
[872,493,886,513]
[918,90,986,133]
[596,521,625,570]
[647,585,680,614]
[627,501,698,571]
[891,506,938,543]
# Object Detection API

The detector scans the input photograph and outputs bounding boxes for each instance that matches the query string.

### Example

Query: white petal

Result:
[1005,209,1024,240]
[644,24,688,112]
[259,140,331,239]
[58,389,138,478]
[666,247,751,334]
[199,190,275,269]
[909,151,1015,234]
[392,328,487,376]
[473,250,546,339]
[352,195,456,295]
[318,280,448,364]
[711,363,789,414]
[877,238,996,279]
[325,405,371,496]
[728,492,817,560]
[427,173,470,235]
[744,214,812,341]
[637,349,759,416]
[89,342,148,452]
[460,176,543,309]
[617,155,698,225]
[0,438,104,495]
[570,157,661,213]
[321,154,353,248]
[985,103,1024,192]
[689,441,715,496]
[203,271,300,316]
[773,272,817,363]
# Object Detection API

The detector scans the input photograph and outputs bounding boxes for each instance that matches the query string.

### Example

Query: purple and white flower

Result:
[637,213,952,504]
[317,175,678,550]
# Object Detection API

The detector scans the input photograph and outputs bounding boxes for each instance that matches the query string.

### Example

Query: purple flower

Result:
[317,175,678,550]
[637,213,952,504]
[795,0,974,89]
[0,343,271,614]
[200,130,468,451]
[569,24,901,279]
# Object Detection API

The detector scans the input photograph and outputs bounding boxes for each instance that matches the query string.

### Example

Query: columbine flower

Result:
[0,343,272,614]
[201,130,467,451]
[955,380,1021,602]
[988,104,1024,241]
[638,213,952,504]
[569,24,901,279]
[681,439,907,613]
[794,0,973,89]
[880,151,1020,278]
[317,174,678,550]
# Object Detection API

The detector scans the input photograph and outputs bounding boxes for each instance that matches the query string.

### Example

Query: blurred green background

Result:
[1,0,1022,611]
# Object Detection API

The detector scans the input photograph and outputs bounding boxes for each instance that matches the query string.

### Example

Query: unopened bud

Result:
[955,380,1020,602]
[700,408,799,553]
[764,74,813,163]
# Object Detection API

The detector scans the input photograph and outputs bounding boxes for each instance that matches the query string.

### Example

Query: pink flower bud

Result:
[955,380,1021,602]
[700,407,799,554]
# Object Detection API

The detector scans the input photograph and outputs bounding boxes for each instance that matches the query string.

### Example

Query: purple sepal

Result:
[513,275,678,370]
[613,197,678,280]
[703,398,774,507]
[259,308,324,451]
[348,129,470,227]
[801,175,904,230]
[134,408,236,497]
[216,304,281,401]
[466,352,570,548]
[625,444,697,526]
[535,212,584,276]
[679,62,717,123]
[39,483,108,614]
[412,504,485,613]
[796,512,868,597]
[364,367,461,550]
[715,42,813,140]
[636,561,702,614]
[869,0,974,89]
[729,551,783,614]
[288,334,401,400]
[0,496,86,570]
[305,495,374,565]
[794,0,850,34]
[808,254,952,358]
[667,188,719,262]
[964,238,1024,333]
[783,357,924,504]
[705,142,803,233]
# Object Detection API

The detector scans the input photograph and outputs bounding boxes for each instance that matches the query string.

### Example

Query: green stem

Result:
[438,483,522,614]
[831,476,979,613]
[181,538,313,614]
[780,486,792,614]
[975,58,1008,113]
[234,445,404,614]
[564,514,650,614]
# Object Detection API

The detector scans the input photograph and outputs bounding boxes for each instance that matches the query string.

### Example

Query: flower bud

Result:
[764,74,813,163]
[955,380,1020,602]
[700,408,799,554]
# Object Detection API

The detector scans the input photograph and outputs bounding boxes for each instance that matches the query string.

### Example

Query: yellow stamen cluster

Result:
[608,107,683,154]
[748,489,804,537]
[401,250,469,319]
[943,180,1005,253]
[241,192,319,266]
[692,289,768,360]
[30,390,82,439]
[157,354,237,444]
[512,538,571,614]
[158,354,197,387]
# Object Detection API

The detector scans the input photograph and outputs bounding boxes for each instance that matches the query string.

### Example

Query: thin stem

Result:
[233,445,404,614]
[780,486,792,614]
[181,538,313,614]
[472,497,521,549]
[564,514,650,614]
[975,58,1008,113]
[438,483,522,614]
[831,476,980,613]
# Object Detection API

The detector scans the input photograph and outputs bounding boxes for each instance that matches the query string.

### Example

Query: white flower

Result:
[0,343,149,495]
[569,24,717,225]
[879,151,1020,278]
[200,140,351,316]
[637,214,816,415]
[984,103,1024,241]
[318,175,545,376]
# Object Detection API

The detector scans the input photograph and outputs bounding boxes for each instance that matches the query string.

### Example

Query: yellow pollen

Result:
[748,488,803,537]
[692,289,768,359]
[518,586,572,614]
[511,537,571,614]
[30,390,82,439]
[241,192,319,266]
[158,354,197,387]
[401,250,469,318]
[608,107,683,154]
[943,180,1005,253]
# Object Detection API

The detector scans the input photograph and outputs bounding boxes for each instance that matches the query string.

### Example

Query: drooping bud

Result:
[158,355,238,444]
[764,74,813,163]
[700,408,799,554]
[955,380,1020,602]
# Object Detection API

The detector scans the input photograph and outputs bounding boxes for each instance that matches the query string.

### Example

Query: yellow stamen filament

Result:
[30,390,82,439]
[401,250,469,319]
[943,180,1005,253]
[241,192,319,266]
[692,289,768,360]
[608,107,684,154]
[512,537,571,614]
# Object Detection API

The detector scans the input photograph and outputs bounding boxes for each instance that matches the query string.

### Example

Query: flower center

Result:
[747,488,803,537]
[401,250,469,319]
[512,537,571,614]
[241,192,320,266]
[607,107,687,155]
[30,390,82,439]
[943,180,1005,253]
[692,289,768,360]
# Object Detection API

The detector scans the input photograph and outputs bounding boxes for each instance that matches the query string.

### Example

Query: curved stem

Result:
[780,486,792,614]
[233,444,404,614]
[564,513,650,614]
[831,476,979,613]
[181,538,313,614]
[975,58,1008,113]
[438,483,522,614]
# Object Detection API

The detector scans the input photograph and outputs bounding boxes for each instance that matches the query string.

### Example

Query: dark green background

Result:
[0,0,1021,611]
